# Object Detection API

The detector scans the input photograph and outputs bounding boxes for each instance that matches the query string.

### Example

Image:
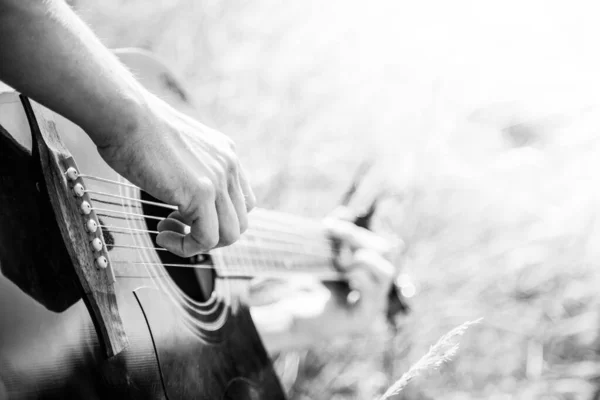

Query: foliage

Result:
[72,1,600,398]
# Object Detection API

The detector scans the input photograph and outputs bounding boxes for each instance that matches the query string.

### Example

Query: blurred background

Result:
[70,0,600,398]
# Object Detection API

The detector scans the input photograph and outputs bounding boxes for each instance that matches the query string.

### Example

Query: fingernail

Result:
[346,289,361,306]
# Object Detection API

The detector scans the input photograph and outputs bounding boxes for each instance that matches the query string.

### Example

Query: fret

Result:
[244,229,330,252]
[216,268,343,282]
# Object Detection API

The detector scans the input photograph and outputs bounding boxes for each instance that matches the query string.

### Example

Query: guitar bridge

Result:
[21,96,128,358]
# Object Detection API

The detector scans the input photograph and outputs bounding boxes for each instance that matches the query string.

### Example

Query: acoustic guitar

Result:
[0,49,406,399]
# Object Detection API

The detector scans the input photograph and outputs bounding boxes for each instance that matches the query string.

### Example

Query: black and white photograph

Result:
[1,1,599,399]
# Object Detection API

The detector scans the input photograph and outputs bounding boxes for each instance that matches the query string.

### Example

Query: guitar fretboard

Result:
[210,208,342,281]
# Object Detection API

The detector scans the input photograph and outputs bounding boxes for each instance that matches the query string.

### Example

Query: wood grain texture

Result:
[21,96,128,358]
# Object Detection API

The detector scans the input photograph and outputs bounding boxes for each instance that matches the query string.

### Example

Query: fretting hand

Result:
[250,211,396,352]
[323,216,396,322]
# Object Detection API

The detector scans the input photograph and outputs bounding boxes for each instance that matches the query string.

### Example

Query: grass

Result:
[71,0,600,398]
[380,319,482,400]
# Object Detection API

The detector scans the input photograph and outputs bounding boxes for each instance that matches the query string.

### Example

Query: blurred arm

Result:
[0,0,146,146]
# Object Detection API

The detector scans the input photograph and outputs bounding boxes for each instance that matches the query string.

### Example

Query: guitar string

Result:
[83,180,343,335]
[99,224,159,235]
[98,217,334,257]
[91,206,336,252]
[94,202,337,272]
[78,173,138,189]
[81,173,299,220]
[92,194,330,243]
[122,218,230,328]
[88,194,334,242]
[100,222,331,254]
[79,178,243,332]
[70,142,363,333]
[79,174,334,234]
[112,194,231,332]
[80,173,341,275]
[97,211,336,272]
[104,240,331,265]
[85,189,176,210]
[109,259,336,272]
[108,242,333,262]
[84,179,341,332]
[81,171,334,229]
[89,197,334,243]
[109,261,343,280]
[96,213,140,222]
[92,207,164,221]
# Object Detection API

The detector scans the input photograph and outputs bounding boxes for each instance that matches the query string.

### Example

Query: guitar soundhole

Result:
[99,217,115,250]
[140,192,215,302]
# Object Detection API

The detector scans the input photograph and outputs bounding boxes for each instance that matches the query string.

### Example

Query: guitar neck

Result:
[210,208,342,281]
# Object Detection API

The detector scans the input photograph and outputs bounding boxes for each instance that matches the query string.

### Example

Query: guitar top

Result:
[0,49,290,400]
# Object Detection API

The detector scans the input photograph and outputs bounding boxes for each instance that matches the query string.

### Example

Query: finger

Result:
[323,218,391,254]
[157,196,219,257]
[157,216,189,235]
[215,191,240,248]
[345,268,375,295]
[345,268,388,317]
[326,206,356,222]
[334,243,355,270]
[228,168,249,234]
[155,230,187,257]
[163,210,185,223]
[238,164,256,212]
[348,249,395,286]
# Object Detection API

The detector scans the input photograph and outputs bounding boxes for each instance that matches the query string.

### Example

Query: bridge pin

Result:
[65,167,79,181]
[91,237,103,252]
[95,256,108,269]
[80,201,91,215]
[73,183,85,197]
[86,219,98,233]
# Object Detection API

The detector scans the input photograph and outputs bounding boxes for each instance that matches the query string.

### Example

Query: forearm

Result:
[0,0,147,147]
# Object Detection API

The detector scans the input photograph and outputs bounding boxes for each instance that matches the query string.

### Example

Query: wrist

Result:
[86,86,153,150]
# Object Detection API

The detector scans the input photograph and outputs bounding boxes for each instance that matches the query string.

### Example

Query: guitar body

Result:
[0,50,285,400]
